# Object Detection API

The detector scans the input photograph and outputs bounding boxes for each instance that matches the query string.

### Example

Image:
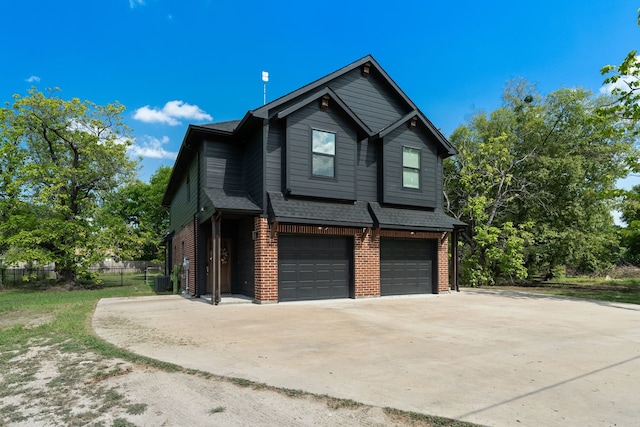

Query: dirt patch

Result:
[0,311,54,329]
[0,340,443,426]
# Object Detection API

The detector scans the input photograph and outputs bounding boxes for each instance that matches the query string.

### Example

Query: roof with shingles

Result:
[268,192,373,228]
[201,120,241,133]
[250,54,457,157]
[204,188,261,214]
[368,202,465,232]
[268,193,465,231]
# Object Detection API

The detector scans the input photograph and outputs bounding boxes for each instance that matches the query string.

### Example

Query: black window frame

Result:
[311,128,337,179]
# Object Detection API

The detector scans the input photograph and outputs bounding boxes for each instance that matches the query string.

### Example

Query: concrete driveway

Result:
[92,289,640,426]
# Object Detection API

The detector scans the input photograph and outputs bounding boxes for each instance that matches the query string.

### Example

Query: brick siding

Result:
[354,229,380,297]
[172,220,197,295]
[254,217,278,303]
[252,222,450,302]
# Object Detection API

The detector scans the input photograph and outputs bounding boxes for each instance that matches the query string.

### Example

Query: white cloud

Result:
[600,56,640,95]
[600,75,640,95]
[133,100,212,125]
[25,75,40,83]
[129,0,145,8]
[128,135,177,159]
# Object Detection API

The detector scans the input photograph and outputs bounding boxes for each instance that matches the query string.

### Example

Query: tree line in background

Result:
[446,8,640,285]
[1,9,639,287]
[0,88,170,285]
[444,81,637,285]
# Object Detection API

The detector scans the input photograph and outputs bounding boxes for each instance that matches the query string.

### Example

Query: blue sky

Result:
[1,1,638,184]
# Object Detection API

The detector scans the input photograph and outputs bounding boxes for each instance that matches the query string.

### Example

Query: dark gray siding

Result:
[285,103,356,200]
[330,68,409,133]
[243,130,264,209]
[435,156,444,210]
[169,160,199,231]
[382,125,438,208]
[266,120,284,193]
[196,220,208,296]
[356,138,378,202]
[204,139,243,192]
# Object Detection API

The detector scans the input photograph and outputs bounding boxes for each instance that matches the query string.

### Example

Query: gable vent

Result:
[362,62,371,77]
[320,94,330,111]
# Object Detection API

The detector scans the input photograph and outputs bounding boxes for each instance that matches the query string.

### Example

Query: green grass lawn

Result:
[487,277,640,305]
[0,284,162,359]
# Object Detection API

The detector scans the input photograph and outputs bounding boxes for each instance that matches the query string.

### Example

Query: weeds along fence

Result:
[0,261,164,288]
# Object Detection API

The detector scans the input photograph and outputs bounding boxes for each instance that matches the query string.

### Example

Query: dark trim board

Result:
[278,234,353,301]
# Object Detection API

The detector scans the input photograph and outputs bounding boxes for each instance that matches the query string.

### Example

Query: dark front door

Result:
[207,237,232,295]
[206,238,213,295]
[278,235,352,302]
[380,238,437,295]
[220,238,232,294]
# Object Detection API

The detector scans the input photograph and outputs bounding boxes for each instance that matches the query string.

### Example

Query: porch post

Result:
[211,213,222,305]
[452,229,459,292]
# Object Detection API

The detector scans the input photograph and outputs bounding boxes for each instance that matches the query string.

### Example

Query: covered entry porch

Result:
[198,188,262,304]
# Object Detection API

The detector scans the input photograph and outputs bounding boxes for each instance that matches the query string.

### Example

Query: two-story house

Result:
[162,55,464,304]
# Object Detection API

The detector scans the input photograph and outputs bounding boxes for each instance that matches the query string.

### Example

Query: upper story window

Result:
[311,129,336,178]
[402,146,421,189]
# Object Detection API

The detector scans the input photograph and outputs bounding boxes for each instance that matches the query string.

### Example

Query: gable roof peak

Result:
[251,54,405,119]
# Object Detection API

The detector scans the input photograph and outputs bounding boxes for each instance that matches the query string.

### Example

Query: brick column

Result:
[254,217,278,303]
[173,220,196,295]
[354,229,380,297]
[437,233,450,293]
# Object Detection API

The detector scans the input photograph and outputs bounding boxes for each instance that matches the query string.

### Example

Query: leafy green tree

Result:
[446,82,636,285]
[599,8,640,132]
[445,109,534,286]
[618,185,640,265]
[101,166,171,261]
[599,7,640,266]
[0,107,25,256]
[0,88,136,284]
[516,87,631,275]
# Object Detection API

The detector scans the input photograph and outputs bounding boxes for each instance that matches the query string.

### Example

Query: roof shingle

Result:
[268,192,373,227]
[368,202,465,231]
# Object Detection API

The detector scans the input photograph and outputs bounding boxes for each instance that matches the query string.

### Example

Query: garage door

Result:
[278,235,353,302]
[380,238,436,295]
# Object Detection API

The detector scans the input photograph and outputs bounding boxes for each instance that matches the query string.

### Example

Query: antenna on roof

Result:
[262,71,269,105]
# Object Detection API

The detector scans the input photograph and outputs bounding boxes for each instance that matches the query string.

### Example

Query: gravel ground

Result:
[0,340,443,427]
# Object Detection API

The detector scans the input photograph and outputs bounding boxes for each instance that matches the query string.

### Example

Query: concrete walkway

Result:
[92,290,640,426]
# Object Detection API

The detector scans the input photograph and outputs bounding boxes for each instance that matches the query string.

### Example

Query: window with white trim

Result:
[402,146,420,189]
[311,129,336,177]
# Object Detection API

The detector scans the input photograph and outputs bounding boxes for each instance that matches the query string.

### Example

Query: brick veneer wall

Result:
[254,217,278,303]
[172,220,196,295]
[354,230,380,297]
[252,219,450,302]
